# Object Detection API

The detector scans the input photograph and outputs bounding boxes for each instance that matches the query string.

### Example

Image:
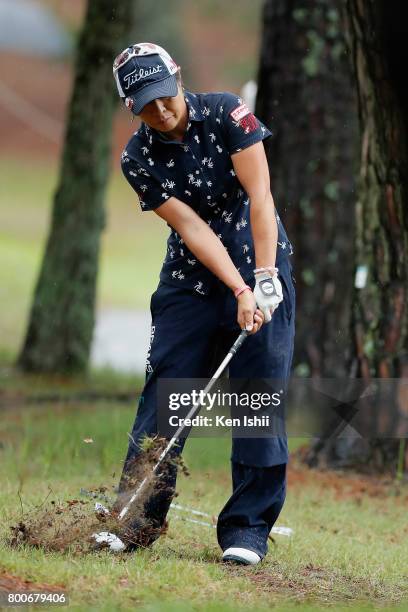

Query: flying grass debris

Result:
[9,436,177,554]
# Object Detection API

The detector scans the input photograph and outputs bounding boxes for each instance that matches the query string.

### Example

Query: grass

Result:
[0,360,143,397]
[0,156,168,361]
[0,395,407,611]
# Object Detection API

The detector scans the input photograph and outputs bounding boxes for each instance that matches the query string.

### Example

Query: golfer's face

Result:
[138,89,186,133]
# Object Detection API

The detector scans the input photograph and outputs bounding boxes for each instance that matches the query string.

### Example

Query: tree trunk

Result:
[18,0,134,373]
[347,0,408,379]
[306,0,408,472]
[256,0,358,378]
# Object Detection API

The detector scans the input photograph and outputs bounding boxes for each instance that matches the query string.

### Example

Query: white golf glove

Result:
[253,270,283,323]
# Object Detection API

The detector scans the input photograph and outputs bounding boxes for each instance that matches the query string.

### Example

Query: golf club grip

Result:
[229,329,249,355]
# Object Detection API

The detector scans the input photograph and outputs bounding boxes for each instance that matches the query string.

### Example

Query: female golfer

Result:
[112,43,295,565]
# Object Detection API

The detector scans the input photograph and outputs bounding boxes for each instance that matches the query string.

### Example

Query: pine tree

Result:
[305,1,408,471]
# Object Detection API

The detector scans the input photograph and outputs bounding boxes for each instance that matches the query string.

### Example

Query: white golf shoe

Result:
[222,547,261,565]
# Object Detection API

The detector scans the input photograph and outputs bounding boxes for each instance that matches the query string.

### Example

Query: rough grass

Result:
[0,156,167,360]
[0,392,407,611]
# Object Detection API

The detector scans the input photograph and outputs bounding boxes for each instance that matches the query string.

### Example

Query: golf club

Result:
[118,328,249,520]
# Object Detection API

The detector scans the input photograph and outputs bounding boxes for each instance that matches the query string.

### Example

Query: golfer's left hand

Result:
[237,290,265,334]
[253,272,283,323]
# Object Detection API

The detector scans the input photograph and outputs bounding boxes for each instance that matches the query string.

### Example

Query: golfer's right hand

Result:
[237,290,264,334]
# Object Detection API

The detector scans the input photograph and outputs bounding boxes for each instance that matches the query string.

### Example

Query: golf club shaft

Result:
[118,329,249,520]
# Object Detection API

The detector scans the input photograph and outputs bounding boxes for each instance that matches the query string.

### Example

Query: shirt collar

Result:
[141,91,204,145]
[184,91,205,122]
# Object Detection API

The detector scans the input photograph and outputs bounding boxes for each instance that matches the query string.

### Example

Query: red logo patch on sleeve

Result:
[230,103,251,122]
[239,113,259,134]
[230,103,259,134]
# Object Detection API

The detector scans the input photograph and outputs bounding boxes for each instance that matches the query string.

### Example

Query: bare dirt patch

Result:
[288,456,408,505]
[0,569,65,593]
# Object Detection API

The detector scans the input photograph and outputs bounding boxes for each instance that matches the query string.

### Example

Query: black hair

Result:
[175,69,184,89]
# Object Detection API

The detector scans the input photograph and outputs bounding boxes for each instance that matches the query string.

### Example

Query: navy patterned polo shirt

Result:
[121,90,294,295]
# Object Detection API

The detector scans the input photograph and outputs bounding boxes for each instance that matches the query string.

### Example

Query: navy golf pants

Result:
[120,256,295,557]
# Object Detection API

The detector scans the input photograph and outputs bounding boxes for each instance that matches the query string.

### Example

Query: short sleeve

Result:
[121,154,171,212]
[219,92,272,155]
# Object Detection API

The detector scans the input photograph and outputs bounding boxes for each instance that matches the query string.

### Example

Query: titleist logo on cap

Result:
[123,64,163,90]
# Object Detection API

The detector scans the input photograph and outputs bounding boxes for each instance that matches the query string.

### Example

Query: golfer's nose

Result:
[152,99,166,115]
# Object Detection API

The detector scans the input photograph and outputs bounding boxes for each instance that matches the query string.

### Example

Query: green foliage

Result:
[294,362,311,377]
[327,8,339,23]
[327,250,339,264]
[326,7,340,41]
[324,180,340,201]
[302,268,316,286]
[293,8,308,23]
[363,336,375,359]
[331,40,345,61]
[306,158,320,173]
[299,197,315,220]
[302,30,325,77]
